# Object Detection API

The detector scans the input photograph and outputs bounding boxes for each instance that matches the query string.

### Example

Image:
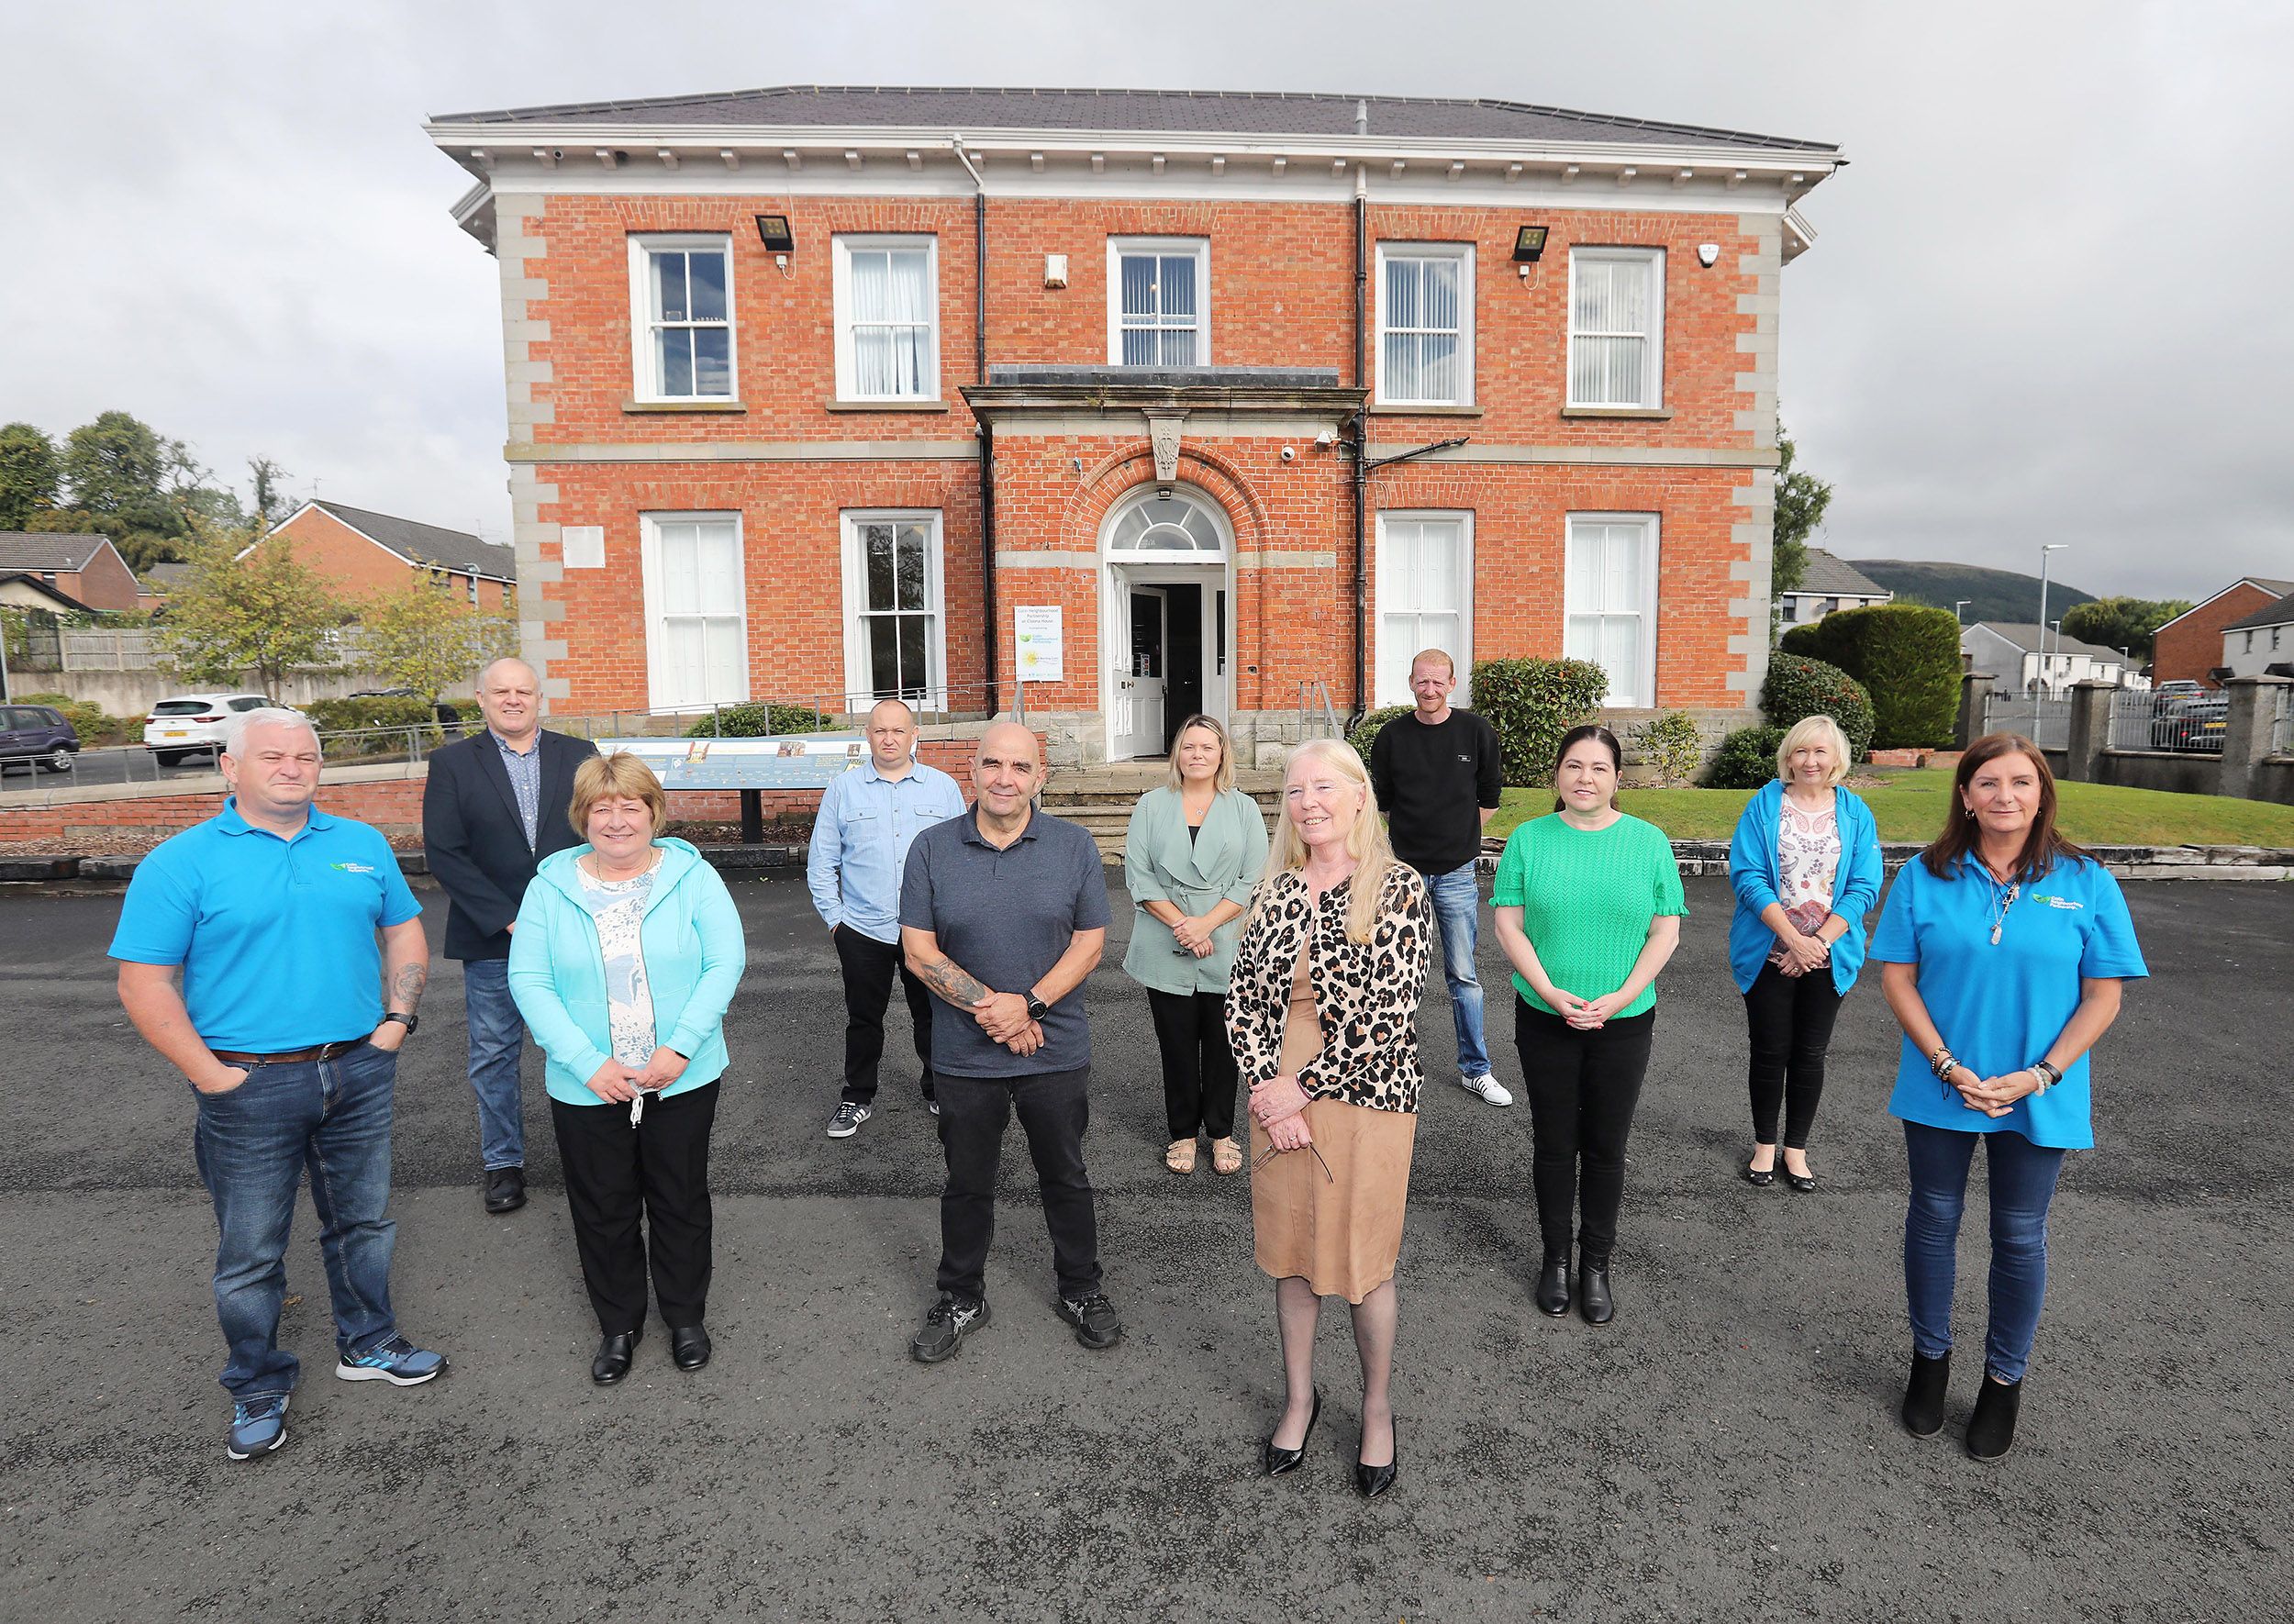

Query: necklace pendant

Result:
[1989,923,2003,945]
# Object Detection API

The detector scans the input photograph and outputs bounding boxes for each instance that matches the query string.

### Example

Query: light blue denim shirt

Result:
[806,757,968,942]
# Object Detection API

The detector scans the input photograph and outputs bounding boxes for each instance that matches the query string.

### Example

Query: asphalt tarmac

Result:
[2,871,2288,1622]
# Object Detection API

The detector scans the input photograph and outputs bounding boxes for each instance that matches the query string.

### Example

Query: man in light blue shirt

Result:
[807,697,966,1139]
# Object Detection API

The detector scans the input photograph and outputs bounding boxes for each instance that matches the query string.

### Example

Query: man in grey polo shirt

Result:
[899,721,1119,1362]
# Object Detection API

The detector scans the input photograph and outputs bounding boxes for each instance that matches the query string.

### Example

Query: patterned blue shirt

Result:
[493,729,542,850]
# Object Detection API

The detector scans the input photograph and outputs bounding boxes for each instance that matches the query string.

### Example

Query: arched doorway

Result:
[1097,485,1233,761]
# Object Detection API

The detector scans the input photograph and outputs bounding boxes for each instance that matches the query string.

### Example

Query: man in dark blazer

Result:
[422,657,596,1213]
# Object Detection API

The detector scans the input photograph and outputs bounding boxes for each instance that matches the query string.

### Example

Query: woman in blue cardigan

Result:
[1725,716,1884,1192]
[508,752,747,1385]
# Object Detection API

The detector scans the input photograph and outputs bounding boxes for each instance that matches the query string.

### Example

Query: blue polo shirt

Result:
[1868,852,2146,1149]
[109,798,424,1052]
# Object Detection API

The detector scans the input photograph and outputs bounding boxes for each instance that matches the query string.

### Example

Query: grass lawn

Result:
[1488,767,2294,848]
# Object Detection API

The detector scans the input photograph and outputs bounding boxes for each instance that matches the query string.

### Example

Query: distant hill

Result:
[1843,560,2098,628]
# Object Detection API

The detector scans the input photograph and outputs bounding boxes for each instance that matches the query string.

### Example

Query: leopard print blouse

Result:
[1224,862,1433,1114]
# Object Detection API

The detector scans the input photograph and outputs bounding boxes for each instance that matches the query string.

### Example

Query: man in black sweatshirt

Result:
[1367,649,1511,1107]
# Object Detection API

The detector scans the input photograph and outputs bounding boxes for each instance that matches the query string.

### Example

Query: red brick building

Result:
[256,499,517,610]
[0,532,140,613]
[2151,576,2294,688]
[426,87,1841,763]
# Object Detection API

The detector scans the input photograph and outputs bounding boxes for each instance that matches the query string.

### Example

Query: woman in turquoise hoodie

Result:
[507,752,747,1385]
[1724,716,1885,1192]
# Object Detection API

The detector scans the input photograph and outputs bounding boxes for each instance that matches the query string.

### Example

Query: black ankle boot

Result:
[1534,1256,1571,1317]
[1900,1351,1949,1437]
[1965,1373,2022,1460]
[1576,1257,1613,1325]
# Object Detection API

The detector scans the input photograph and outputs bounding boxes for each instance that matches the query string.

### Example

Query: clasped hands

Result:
[585,1047,689,1104]
[1170,915,1216,959]
[1250,1073,1315,1152]
[1547,987,1632,1031]
[971,991,1047,1056]
[1772,928,1832,979]
[1947,1064,2040,1118]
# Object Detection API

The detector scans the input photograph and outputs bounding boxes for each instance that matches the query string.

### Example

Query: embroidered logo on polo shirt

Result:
[330,862,377,874]
[2030,894,2083,910]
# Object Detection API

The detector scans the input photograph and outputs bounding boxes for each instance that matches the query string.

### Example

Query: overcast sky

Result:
[4,0,2287,599]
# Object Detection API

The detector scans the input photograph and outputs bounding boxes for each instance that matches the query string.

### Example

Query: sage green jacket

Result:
[1119,785,1270,995]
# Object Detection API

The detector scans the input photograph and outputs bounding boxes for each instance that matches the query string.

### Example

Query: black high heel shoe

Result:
[1263,1387,1322,1476]
[1355,1415,1398,1499]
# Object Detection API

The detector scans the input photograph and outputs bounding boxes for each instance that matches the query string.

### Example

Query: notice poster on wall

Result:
[1015,606,1064,683]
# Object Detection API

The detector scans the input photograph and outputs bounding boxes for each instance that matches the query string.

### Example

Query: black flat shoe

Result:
[1577,1259,1614,1326]
[484,1166,527,1214]
[670,1323,711,1372]
[1781,1161,1818,1193]
[1354,1416,1398,1499]
[1965,1373,2022,1460]
[1743,1162,1776,1187]
[1534,1258,1571,1317]
[1900,1350,1949,1437]
[1263,1387,1322,1476]
[591,1329,640,1385]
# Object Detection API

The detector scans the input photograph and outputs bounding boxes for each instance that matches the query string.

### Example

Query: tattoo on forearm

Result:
[919,956,991,1009]
[391,962,428,1014]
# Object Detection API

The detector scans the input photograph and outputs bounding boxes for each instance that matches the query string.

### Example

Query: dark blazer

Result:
[422,728,597,961]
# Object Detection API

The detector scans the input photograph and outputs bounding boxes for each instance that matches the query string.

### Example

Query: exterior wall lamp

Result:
[1513,224,1549,281]
[754,214,795,273]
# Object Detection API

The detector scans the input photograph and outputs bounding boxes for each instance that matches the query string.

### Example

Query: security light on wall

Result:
[754,214,795,273]
[1511,225,1549,262]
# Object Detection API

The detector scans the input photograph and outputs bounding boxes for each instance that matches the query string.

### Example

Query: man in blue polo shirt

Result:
[112,707,447,1462]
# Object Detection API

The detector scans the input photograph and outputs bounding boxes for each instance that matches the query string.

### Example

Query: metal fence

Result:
[0,722,481,797]
[2273,687,2293,758]
[2115,689,2228,755]
[1988,692,2071,751]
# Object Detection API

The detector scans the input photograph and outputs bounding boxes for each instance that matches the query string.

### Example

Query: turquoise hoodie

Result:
[507,838,748,1107]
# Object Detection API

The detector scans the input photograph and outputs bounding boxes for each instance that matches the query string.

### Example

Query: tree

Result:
[154,518,347,698]
[246,457,292,528]
[61,410,175,516]
[2059,596,2194,663]
[1771,427,1835,603]
[0,422,61,528]
[356,577,517,707]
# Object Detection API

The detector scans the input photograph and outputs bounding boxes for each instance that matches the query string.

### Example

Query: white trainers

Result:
[1458,1073,1514,1107]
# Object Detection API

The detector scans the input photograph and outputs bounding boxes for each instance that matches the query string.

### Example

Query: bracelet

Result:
[1929,1046,1958,1081]
[2030,1060,2061,1095]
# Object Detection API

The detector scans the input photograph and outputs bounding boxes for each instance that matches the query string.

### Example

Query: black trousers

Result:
[1743,961,1845,1150]
[935,1065,1101,1304]
[834,926,935,1107]
[550,1081,718,1335]
[1514,1004,1655,1265]
[1145,987,1238,1141]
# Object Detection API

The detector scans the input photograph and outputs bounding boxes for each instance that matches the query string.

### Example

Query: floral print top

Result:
[1770,793,1841,966]
[574,856,659,1067]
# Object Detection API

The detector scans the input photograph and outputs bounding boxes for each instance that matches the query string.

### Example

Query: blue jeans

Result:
[462,958,527,1170]
[192,1042,403,1400]
[1902,1121,2068,1384]
[1423,861,1490,1078]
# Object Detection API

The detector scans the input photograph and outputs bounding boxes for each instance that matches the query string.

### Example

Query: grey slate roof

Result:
[301,500,516,582]
[2222,590,2294,634]
[0,532,117,573]
[431,85,1835,153]
[1966,623,2130,663]
[1787,549,1890,599]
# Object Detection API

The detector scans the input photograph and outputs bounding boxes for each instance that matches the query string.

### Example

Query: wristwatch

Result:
[381,1012,419,1037]
[1025,994,1051,1022]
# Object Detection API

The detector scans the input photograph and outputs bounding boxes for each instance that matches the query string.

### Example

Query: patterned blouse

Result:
[1225,862,1432,1114]
[574,857,659,1067]
[1771,792,1842,965]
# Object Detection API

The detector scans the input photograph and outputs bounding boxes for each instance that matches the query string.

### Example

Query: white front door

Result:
[1114,585,1169,757]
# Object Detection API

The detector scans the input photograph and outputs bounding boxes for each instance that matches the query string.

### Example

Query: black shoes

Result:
[671,1323,711,1371]
[1534,1258,1572,1317]
[909,1296,988,1363]
[1900,1351,1950,1437]
[484,1167,526,1214]
[1056,1292,1124,1351]
[1965,1374,2023,1460]
[1263,1387,1323,1476]
[1577,1258,1614,1325]
[1781,1161,1818,1194]
[1354,1416,1398,1499]
[1743,1162,1776,1188]
[591,1329,640,1385]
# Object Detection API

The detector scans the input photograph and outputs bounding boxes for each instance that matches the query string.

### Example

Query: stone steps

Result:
[1041,768,1286,862]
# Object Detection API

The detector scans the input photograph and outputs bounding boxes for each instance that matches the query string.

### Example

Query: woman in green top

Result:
[1490,724,1687,1324]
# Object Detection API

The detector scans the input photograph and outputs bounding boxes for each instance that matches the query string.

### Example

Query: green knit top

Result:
[1489,812,1687,1018]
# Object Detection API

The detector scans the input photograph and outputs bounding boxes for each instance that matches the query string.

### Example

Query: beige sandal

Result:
[1165,1139,1198,1174]
[1210,1137,1244,1176]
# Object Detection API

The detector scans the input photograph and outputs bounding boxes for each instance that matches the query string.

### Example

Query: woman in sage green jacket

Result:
[1122,715,1270,1175]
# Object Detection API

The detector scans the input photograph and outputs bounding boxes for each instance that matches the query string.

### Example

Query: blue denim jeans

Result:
[462,958,527,1170]
[1902,1120,2068,1384]
[192,1041,402,1399]
[1422,861,1490,1078]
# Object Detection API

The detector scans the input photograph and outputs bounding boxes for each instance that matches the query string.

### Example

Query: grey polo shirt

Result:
[898,806,1110,1077]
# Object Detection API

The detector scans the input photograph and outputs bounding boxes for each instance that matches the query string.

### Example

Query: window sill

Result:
[1369,404,1483,417]
[1560,406,1675,420]
[824,398,952,413]
[622,397,748,414]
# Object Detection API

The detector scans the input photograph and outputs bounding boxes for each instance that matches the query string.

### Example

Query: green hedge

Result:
[1470,657,1610,786]
[1631,710,1706,786]
[19,693,135,747]
[1344,705,1414,761]
[1759,654,1876,761]
[1779,604,1961,749]
[684,701,836,738]
[306,695,440,756]
[1709,725,1788,789]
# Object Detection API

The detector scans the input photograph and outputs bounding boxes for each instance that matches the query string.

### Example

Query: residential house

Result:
[1963,622,2134,695]
[1776,548,1890,629]
[135,561,192,613]
[254,499,517,609]
[426,85,1843,761]
[0,532,141,613]
[2152,575,2294,687]
[2218,590,2294,682]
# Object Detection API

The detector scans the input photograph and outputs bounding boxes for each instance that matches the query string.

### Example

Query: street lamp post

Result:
[1954,599,1971,625]
[2033,543,2068,737]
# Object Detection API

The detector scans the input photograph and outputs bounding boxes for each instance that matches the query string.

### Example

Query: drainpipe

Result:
[1350,164,1369,727]
[952,138,999,715]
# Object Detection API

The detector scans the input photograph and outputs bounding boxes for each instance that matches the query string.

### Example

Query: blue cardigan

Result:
[507,838,748,1106]
[1725,780,1884,996]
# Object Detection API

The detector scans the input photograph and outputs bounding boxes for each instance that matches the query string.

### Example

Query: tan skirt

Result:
[1250,949,1418,1303]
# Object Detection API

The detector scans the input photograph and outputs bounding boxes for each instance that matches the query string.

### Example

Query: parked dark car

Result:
[2149,692,2229,752]
[0,705,83,773]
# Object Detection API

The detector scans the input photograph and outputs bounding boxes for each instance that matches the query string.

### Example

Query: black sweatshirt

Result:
[1368,708,1504,873]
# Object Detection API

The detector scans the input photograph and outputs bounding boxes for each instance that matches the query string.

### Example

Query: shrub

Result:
[1780,604,1960,749]
[1468,657,1610,786]
[1758,654,1876,761]
[20,692,134,747]
[685,701,836,738]
[1709,725,1788,789]
[1631,710,1706,786]
[1345,705,1414,761]
[306,695,439,757]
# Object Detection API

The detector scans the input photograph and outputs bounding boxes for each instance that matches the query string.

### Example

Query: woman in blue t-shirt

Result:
[1869,733,2146,1460]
